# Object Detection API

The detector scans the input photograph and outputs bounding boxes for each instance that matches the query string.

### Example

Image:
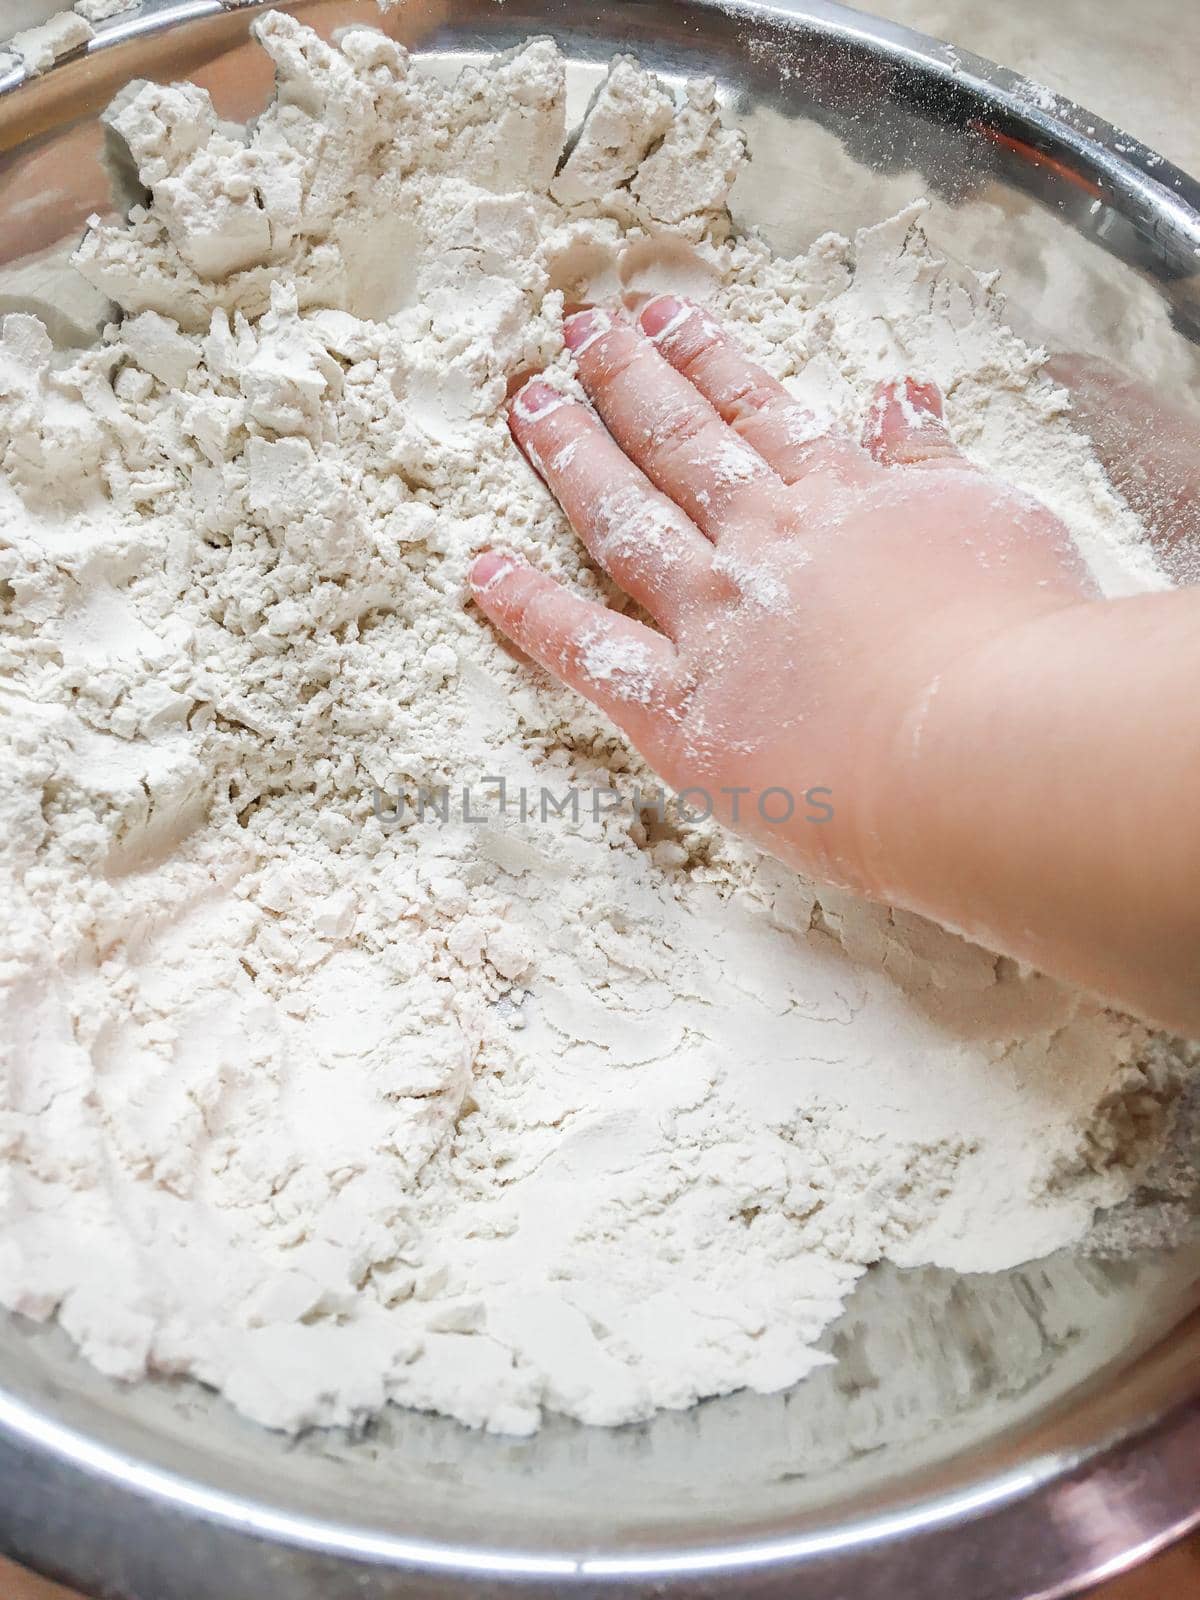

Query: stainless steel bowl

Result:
[1,4,1198,1597]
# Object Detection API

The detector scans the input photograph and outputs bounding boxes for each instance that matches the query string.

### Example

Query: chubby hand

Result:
[470,298,1093,894]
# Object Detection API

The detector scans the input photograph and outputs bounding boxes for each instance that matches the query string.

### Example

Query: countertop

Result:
[3,1530,1200,1597]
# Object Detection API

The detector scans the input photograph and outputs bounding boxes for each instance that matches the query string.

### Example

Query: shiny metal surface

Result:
[0,3,1198,1597]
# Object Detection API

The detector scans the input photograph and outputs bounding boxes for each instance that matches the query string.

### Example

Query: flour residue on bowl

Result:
[0,14,1184,1434]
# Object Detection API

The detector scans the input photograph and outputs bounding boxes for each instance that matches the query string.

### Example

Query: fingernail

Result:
[471,550,514,590]
[562,308,610,355]
[639,294,690,342]
[900,377,944,419]
[510,379,566,421]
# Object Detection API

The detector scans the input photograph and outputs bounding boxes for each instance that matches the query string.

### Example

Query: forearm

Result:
[870,590,1200,1035]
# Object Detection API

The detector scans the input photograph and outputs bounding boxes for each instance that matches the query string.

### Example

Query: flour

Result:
[11,12,92,75]
[74,0,137,22]
[0,14,1187,1436]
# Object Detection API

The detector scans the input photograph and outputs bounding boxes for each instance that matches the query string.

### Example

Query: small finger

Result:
[638,295,874,488]
[562,308,778,541]
[508,379,713,633]
[469,550,680,735]
[1046,353,1200,574]
[863,378,969,469]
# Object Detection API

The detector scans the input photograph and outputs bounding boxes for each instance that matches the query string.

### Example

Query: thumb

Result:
[863,377,968,469]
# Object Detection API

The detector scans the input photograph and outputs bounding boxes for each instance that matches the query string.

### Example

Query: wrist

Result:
[851,594,1094,922]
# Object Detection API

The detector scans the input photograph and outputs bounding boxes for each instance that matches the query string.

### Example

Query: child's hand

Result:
[471,298,1092,894]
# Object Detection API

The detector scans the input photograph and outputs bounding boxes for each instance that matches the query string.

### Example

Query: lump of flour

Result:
[10,12,93,77]
[0,14,1186,1434]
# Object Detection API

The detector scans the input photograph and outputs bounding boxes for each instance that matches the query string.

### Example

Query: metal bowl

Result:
[1,4,1198,1597]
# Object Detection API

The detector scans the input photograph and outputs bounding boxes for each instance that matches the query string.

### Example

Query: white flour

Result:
[0,15,1186,1434]
[10,11,92,75]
